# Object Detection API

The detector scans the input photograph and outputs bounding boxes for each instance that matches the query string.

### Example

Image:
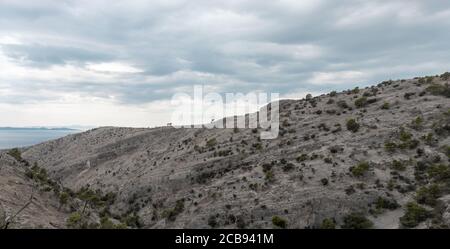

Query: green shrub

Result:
[100,217,115,229]
[265,170,275,183]
[66,212,83,229]
[342,213,373,229]
[329,91,337,97]
[272,216,287,228]
[114,222,128,229]
[398,128,412,142]
[337,100,349,109]
[8,148,22,161]
[381,102,390,110]
[354,97,368,108]
[384,142,397,152]
[100,217,127,229]
[121,213,141,228]
[401,139,420,150]
[374,197,400,210]
[416,184,442,206]
[206,138,217,147]
[444,145,450,159]
[350,162,370,177]
[25,163,55,189]
[411,116,423,130]
[391,160,406,171]
[441,72,450,80]
[346,119,360,133]
[320,218,336,229]
[421,133,434,146]
[426,164,450,182]
[162,199,185,222]
[426,83,450,98]
[400,202,430,228]
[77,187,103,209]
[59,192,69,208]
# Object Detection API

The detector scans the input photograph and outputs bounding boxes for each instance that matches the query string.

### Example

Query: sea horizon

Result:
[0,127,80,150]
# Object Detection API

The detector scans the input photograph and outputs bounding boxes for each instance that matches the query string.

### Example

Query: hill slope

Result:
[1,73,450,229]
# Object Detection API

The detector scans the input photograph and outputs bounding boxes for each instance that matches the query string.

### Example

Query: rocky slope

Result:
[1,73,449,229]
[0,152,67,228]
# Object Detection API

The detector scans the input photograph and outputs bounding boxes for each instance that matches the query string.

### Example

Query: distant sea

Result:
[0,128,80,150]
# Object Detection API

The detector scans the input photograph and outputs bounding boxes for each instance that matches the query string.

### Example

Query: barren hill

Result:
[1,73,449,229]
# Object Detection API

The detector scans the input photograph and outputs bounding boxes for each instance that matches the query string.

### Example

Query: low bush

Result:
[444,145,450,159]
[342,213,373,229]
[162,199,185,222]
[391,160,406,171]
[66,212,84,229]
[400,202,430,228]
[426,83,450,98]
[426,164,450,182]
[350,162,370,177]
[384,141,397,152]
[354,97,368,108]
[272,216,287,228]
[206,138,217,147]
[265,171,275,183]
[8,148,22,161]
[411,116,423,130]
[399,128,412,141]
[416,184,442,206]
[320,218,336,229]
[381,102,390,110]
[374,197,400,210]
[441,72,450,80]
[337,100,349,109]
[346,119,360,133]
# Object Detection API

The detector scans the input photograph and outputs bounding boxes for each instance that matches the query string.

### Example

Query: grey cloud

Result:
[0,0,449,107]
[3,44,115,67]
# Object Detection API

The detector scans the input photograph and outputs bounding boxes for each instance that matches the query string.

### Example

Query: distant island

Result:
[0,127,79,131]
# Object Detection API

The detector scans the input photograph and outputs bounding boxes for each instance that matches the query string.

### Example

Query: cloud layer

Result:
[1,0,449,127]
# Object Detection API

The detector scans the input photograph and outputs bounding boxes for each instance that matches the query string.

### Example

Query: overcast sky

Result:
[1,0,449,127]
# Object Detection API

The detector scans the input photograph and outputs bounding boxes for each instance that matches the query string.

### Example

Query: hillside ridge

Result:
[1,72,449,229]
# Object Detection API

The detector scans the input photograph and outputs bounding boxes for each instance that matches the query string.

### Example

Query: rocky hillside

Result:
[1,73,449,229]
[0,151,67,228]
